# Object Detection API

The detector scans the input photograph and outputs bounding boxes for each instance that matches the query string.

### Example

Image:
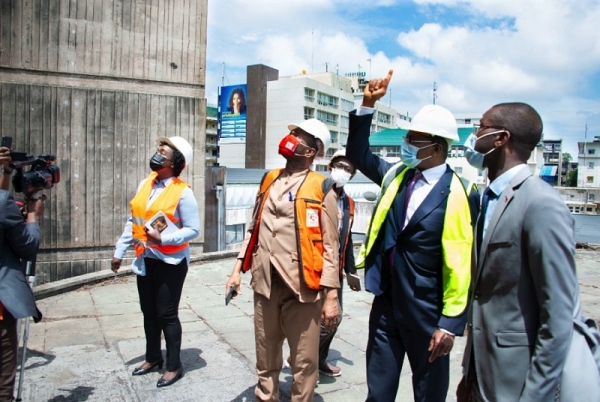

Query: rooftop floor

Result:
[14,249,600,401]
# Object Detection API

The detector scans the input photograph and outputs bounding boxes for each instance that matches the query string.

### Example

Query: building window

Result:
[304,88,315,102]
[587,176,594,183]
[226,224,245,245]
[330,131,339,144]
[317,110,337,125]
[326,148,336,157]
[590,193,596,201]
[315,164,328,172]
[464,119,471,124]
[455,166,463,174]
[317,92,339,108]
[386,146,400,157]
[341,99,354,112]
[304,107,315,120]
[589,162,595,169]
[589,149,596,155]
[339,132,348,146]
[377,112,392,125]
[340,115,349,129]
[370,146,383,156]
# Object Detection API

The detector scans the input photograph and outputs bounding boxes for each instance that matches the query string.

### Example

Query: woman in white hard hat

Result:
[112,136,200,388]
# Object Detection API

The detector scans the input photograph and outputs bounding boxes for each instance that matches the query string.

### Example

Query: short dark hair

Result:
[431,136,449,156]
[160,141,186,177]
[488,102,543,159]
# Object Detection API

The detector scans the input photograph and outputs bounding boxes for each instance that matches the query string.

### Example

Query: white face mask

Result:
[330,168,352,187]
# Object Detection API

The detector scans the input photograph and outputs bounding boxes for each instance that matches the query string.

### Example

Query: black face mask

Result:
[149,153,167,171]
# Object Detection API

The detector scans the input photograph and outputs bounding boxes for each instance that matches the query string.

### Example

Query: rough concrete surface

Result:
[13,250,600,401]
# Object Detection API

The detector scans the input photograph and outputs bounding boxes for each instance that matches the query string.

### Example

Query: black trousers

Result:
[136,258,187,372]
[0,310,17,401]
[366,290,449,402]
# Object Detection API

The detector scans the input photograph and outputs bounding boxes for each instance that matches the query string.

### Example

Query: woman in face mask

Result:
[111,137,200,388]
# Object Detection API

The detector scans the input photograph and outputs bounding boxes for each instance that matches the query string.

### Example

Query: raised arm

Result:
[346,70,395,185]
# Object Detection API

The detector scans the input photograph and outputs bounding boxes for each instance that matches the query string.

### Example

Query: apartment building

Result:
[578,138,600,187]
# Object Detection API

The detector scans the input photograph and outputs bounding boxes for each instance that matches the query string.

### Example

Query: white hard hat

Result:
[157,136,193,168]
[409,105,459,144]
[329,148,346,161]
[288,118,331,159]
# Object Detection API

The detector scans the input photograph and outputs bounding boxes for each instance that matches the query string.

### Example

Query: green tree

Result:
[566,169,578,187]
[563,152,572,163]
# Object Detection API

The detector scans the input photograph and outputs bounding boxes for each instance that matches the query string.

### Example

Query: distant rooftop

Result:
[207,105,218,118]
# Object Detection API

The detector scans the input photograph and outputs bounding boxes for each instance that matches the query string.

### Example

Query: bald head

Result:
[485,102,543,160]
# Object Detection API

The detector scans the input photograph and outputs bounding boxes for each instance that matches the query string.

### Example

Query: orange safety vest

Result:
[338,195,355,275]
[242,169,333,290]
[130,172,189,257]
[0,302,4,321]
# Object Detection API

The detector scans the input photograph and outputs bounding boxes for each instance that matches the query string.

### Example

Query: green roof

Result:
[207,106,218,118]
[369,126,473,146]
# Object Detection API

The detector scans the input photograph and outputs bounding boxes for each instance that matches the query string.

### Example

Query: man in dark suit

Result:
[0,155,45,399]
[346,70,479,401]
[457,103,581,401]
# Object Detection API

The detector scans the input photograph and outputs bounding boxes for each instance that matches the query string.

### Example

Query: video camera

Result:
[2,136,61,197]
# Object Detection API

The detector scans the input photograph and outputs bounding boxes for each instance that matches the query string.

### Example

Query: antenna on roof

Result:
[433,81,438,105]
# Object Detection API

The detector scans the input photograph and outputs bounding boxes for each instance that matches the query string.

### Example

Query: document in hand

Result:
[145,211,178,235]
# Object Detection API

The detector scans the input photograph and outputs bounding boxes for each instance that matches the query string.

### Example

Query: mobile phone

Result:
[225,286,238,306]
[1,136,12,149]
[346,273,362,291]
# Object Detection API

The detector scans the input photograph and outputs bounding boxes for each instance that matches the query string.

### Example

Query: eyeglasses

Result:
[473,123,508,134]
[332,162,354,174]
[404,137,433,146]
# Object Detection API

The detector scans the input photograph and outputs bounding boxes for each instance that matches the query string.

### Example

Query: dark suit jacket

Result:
[0,190,42,320]
[338,190,356,277]
[463,166,578,401]
[347,111,478,336]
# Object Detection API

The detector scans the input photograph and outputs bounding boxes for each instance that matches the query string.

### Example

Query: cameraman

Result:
[0,147,44,400]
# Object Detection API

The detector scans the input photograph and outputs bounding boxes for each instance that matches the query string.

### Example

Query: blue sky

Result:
[206,0,600,159]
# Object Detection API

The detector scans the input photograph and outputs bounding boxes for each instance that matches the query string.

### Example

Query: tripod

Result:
[15,260,35,402]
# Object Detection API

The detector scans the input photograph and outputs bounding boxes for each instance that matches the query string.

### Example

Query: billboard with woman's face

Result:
[218,85,247,143]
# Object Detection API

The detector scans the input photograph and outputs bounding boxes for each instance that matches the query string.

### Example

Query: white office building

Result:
[219,71,405,170]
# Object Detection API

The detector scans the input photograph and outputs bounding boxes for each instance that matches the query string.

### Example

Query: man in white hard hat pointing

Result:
[346,70,479,402]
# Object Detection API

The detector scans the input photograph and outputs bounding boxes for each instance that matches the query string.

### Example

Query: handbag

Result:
[558,294,600,401]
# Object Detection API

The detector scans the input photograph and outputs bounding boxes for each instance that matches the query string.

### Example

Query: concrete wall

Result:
[0,0,207,284]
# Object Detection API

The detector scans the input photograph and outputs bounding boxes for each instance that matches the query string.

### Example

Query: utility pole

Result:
[221,62,225,86]
[433,81,438,105]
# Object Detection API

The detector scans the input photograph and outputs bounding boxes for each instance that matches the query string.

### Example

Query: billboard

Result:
[218,84,247,144]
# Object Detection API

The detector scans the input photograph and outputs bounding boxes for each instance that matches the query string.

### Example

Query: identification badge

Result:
[306,209,319,228]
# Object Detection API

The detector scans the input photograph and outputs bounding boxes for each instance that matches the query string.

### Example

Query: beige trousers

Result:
[253,270,323,402]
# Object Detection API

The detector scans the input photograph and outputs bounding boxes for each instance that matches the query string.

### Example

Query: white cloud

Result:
[206,0,600,159]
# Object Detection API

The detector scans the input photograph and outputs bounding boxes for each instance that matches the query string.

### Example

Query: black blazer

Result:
[347,111,478,336]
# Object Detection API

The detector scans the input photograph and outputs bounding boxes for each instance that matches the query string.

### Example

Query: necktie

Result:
[477,187,495,251]
[402,171,423,227]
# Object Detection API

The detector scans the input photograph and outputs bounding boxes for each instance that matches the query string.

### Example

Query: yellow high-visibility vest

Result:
[357,162,476,317]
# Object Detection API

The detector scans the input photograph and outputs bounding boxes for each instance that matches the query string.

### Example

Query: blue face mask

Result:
[401,140,435,168]
[464,131,504,170]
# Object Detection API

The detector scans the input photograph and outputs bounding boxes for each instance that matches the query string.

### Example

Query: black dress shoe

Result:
[132,359,163,376]
[156,368,183,388]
